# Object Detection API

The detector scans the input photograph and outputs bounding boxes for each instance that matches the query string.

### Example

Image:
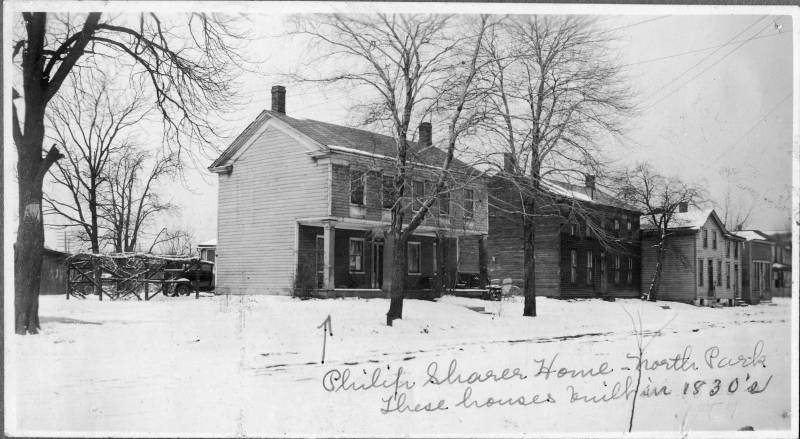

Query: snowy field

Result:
[6,294,796,437]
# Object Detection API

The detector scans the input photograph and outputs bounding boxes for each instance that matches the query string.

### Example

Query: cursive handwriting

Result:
[425,359,527,386]
[704,340,766,369]
[533,353,614,380]
[323,366,415,393]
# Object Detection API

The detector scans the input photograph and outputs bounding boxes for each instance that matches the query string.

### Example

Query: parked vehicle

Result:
[164,260,214,297]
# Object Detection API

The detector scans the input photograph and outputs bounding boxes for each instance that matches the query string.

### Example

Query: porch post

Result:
[478,234,489,288]
[381,230,395,294]
[323,221,336,290]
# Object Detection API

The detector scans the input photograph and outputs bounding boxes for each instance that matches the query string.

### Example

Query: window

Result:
[698,259,704,286]
[586,251,593,285]
[614,255,620,284]
[726,262,731,288]
[350,170,366,205]
[570,222,577,237]
[412,180,425,211]
[381,175,396,209]
[439,190,450,216]
[585,223,591,238]
[702,229,708,248]
[712,231,717,250]
[349,238,364,272]
[725,240,730,258]
[614,219,620,231]
[717,260,722,286]
[408,242,421,274]
[734,241,738,258]
[315,236,324,288]
[570,250,577,283]
[464,189,475,220]
[627,218,632,231]
[627,257,633,285]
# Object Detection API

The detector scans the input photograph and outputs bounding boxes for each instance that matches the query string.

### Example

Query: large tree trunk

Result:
[386,230,407,325]
[522,197,537,317]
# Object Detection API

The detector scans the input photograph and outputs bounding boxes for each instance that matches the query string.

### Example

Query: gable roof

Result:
[641,208,743,239]
[543,179,639,212]
[734,230,772,242]
[210,110,473,172]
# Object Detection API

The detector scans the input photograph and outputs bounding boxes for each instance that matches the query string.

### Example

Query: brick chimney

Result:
[585,174,596,199]
[271,85,286,114]
[678,201,688,213]
[503,153,517,173]
[418,122,432,147]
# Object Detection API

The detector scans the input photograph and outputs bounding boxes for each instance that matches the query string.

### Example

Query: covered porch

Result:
[294,218,488,298]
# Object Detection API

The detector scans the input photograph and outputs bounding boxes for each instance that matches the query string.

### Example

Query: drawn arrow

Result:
[317,314,333,364]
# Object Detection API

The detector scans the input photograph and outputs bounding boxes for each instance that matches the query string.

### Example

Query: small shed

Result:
[41,247,69,295]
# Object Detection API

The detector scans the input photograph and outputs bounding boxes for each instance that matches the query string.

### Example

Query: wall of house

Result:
[641,233,697,302]
[40,252,68,295]
[694,217,739,302]
[741,240,773,304]
[329,153,489,234]
[560,231,640,299]
[216,124,329,295]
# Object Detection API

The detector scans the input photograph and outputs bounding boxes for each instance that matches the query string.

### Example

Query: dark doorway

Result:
[372,241,384,289]
[707,260,715,297]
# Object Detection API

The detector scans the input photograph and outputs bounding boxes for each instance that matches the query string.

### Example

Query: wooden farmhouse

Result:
[761,230,791,298]
[209,86,488,297]
[736,230,775,305]
[640,208,745,306]
[488,169,642,299]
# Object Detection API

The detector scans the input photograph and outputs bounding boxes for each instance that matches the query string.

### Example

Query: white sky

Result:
[22,7,796,250]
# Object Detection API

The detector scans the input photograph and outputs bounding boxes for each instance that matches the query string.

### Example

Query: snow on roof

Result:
[640,208,713,231]
[197,239,217,247]
[735,230,770,242]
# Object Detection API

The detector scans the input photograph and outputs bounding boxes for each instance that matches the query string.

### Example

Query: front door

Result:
[600,252,608,295]
[734,264,739,299]
[371,242,384,289]
[315,236,324,288]
[708,260,715,297]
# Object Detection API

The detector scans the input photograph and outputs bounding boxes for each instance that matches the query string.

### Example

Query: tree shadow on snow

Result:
[40,316,103,325]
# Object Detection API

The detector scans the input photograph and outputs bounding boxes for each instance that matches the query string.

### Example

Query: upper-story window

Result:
[350,170,366,205]
[613,218,620,231]
[570,222,577,237]
[381,175,396,209]
[412,180,425,211]
[725,240,731,258]
[626,218,632,231]
[702,229,708,248]
[464,188,475,220]
[734,241,739,258]
[712,231,717,250]
[439,189,450,216]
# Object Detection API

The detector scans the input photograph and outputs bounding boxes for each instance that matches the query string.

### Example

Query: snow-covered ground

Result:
[6,294,795,437]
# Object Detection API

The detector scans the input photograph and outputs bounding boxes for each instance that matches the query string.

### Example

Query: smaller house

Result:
[197,239,217,263]
[640,208,744,306]
[41,247,69,295]
[761,230,791,297]
[736,230,775,305]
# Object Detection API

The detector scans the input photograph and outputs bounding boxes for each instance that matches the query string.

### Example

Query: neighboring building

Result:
[488,170,642,299]
[640,208,744,306]
[761,230,791,297]
[41,247,69,295]
[197,239,217,263]
[736,230,775,304]
[209,86,488,296]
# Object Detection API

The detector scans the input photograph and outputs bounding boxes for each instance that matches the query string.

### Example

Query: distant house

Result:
[488,169,642,299]
[640,208,744,306]
[736,230,775,304]
[209,86,488,296]
[41,247,69,295]
[197,239,217,263]
[761,230,791,297]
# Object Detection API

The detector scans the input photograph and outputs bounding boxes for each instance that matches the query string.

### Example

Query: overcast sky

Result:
[34,7,795,251]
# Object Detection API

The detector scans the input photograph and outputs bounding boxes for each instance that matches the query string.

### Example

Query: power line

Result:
[622,31,786,69]
[645,19,775,110]
[604,16,671,33]
[713,92,792,162]
[643,16,768,107]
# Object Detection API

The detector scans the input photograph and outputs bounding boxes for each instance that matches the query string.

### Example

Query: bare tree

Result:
[11,12,245,334]
[155,228,196,256]
[481,16,633,316]
[613,163,704,301]
[717,166,755,231]
[102,148,178,253]
[292,14,491,325]
[44,69,149,253]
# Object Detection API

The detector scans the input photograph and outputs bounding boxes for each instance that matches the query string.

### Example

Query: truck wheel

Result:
[175,284,192,296]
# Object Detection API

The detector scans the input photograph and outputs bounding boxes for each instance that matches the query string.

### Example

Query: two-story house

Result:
[488,168,642,299]
[736,229,775,304]
[640,207,745,306]
[209,86,488,297]
[761,230,791,297]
